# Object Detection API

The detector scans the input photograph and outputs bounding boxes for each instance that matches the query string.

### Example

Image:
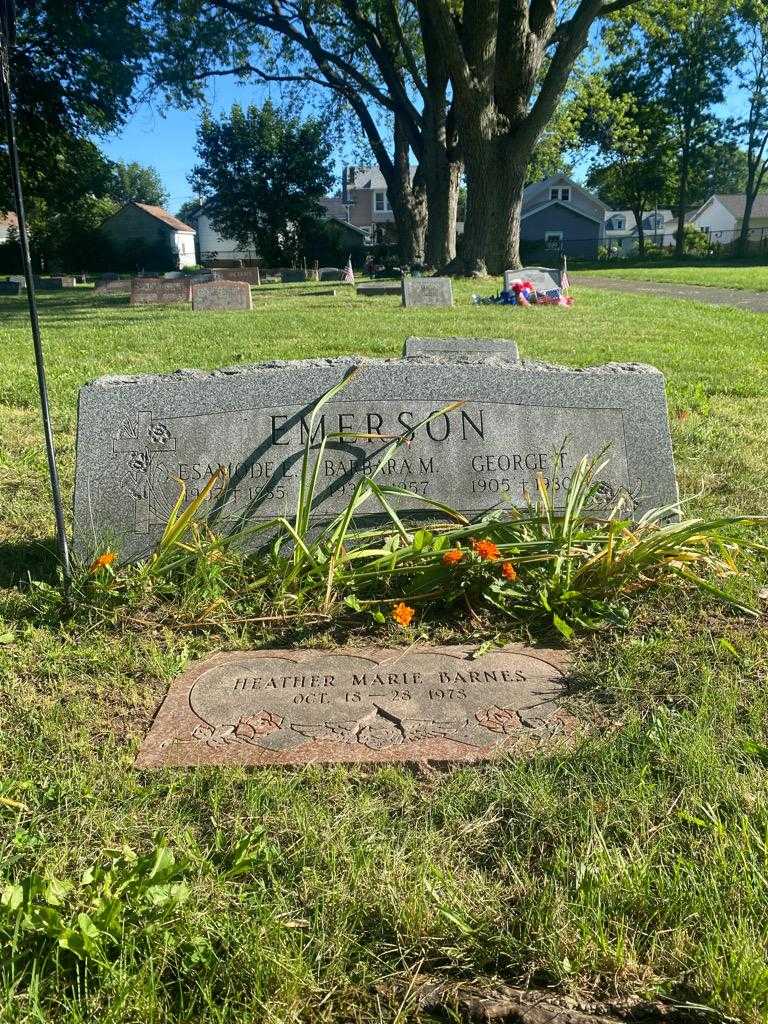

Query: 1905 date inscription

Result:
[135,646,572,767]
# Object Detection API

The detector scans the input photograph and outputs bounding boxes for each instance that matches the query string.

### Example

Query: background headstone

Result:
[404,337,520,360]
[192,280,253,311]
[505,267,563,293]
[357,283,402,297]
[135,645,572,767]
[402,277,454,308]
[8,275,26,289]
[73,356,678,562]
[95,277,131,293]
[34,276,76,290]
[0,280,20,295]
[163,271,184,279]
[212,268,262,285]
[130,277,192,305]
[281,269,308,283]
[319,267,342,281]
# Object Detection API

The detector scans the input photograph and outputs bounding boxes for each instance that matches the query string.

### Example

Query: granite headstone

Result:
[505,267,563,294]
[192,280,253,311]
[404,337,520,360]
[0,280,20,295]
[73,356,678,562]
[402,276,454,308]
[281,269,308,283]
[130,277,192,305]
[135,644,572,767]
[319,267,342,281]
[357,283,401,297]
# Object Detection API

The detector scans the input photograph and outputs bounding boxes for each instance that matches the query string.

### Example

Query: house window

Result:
[550,187,571,202]
[610,216,625,231]
[550,188,559,201]
[374,191,392,213]
[545,231,563,250]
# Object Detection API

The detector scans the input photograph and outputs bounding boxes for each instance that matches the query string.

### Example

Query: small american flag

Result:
[342,257,355,285]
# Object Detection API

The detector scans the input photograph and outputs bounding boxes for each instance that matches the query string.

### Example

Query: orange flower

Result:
[89,551,116,572]
[501,561,518,582]
[442,548,464,566]
[392,602,415,627]
[471,538,500,560]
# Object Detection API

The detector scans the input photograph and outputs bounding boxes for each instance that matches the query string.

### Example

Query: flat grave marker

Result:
[192,280,253,311]
[405,337,520,360]
[135,644,572,767]
[402,276,454,308]
[73,356,678,563]
[130,276,192,306]
[357,282,402,297]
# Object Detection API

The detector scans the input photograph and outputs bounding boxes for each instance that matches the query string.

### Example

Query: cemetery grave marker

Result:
[404,337,520,359]
[0,280,20,295]
[73,356,678,563]
[134,644,572,767]
[8,275,25,288]
[319,267,342,281]
[505,267,563,293]
[95,277,131,293]
[215,268,262,285]
[192,280,253,311]
[357,282,402,296]
[130,276,192,306]
[34,276,76,290]
[402,276,454,308]
[282,269,308,283]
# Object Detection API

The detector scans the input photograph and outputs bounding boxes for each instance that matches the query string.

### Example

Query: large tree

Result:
[608,0,739,257]
[190,99,334,265]
[151,0,460,268]
[416,0,644,274]
[582,76,675,256]
[108,160,170,207]
[734,0,768,254]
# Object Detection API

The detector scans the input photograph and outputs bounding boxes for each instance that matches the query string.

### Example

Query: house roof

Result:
[133,202,195,233]
[521,199,603,224]
[0,211,18,232]
[522,175,610,213]
[704,193,768,219]
[326,215,368,237]
[344,165,416,191]
[605,209,675,234]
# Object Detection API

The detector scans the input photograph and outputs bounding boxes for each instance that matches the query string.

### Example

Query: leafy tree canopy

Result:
[190,100,334,265]
[108,161,170,208]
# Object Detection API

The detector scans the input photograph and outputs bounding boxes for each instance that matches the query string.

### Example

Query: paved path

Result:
[575,274,768,312]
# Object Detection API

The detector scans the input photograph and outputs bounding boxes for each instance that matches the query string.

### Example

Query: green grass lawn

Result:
[2,281,768,1023]
[570,261,768,291]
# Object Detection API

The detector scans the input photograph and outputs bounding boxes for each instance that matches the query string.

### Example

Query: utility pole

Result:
[0,0,71,582]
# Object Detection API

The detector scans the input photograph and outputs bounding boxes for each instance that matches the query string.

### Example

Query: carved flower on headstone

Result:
[128,451,150,472]
[475,706,521,734]
[147,423,172,446]
[234,711,283,741]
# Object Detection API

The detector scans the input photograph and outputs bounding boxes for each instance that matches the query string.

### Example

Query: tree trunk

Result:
[632,206,646,257]
[454,113,497,276]
[738,173,757,257]
[675,138,690,258]
[386,114,425,265]
[488,142,528,273]
[422,150,460,270]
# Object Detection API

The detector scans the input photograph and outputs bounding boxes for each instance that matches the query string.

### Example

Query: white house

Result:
[100,202,197,268]
[689,193,768,244]
[604,209,677,253]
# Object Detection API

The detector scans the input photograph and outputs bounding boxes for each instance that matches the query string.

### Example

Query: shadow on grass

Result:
[0,536,62,588]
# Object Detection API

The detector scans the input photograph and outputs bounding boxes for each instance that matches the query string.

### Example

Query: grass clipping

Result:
[74,373,765,639]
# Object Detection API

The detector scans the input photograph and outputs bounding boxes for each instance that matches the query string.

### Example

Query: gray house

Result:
[520,175,608,259]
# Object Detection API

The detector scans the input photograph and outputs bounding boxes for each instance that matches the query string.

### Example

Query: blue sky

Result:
[101,76,355,215]
[101,72,747,217]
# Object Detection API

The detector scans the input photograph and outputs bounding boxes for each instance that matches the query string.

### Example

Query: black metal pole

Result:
[0,1,71,581]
